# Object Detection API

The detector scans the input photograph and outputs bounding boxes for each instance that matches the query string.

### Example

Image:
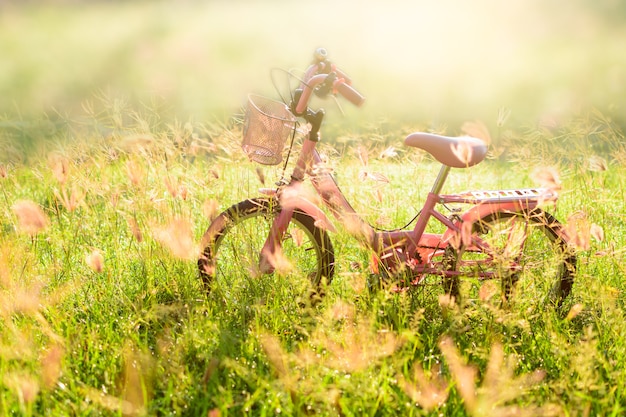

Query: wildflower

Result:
[12,200,49,235]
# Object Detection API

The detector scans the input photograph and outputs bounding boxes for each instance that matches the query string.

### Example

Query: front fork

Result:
[259,204,294,274]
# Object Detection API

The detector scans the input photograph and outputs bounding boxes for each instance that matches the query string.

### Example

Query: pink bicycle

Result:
[198,48,576,307]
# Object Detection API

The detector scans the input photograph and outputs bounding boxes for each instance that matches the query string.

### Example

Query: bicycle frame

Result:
[259,134,557,283]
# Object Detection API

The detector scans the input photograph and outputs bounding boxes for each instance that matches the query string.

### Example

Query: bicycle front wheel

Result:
[198,198,335,305]
[444,208,576,307]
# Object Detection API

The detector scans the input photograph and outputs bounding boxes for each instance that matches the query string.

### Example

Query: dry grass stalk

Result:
[54,185,85,212]
[587,155,608,172]
[439,337,555,416]
[451,142,474,166]
[259,246,293,276]
[302,314,402,373]
[379,146,398,159]
[152,217,198,260]
[12,200,49,236]
[439,337,477,409]
[564,211,592,251]
[4,373,40,408]
[127,217,143,242]
[255,166,265,185]
[86,249,105,273]
[119,344,153,417]
[126,160,145,187]
[590,223,605,242]
[531,166,562,193]
[356,145,369,167]
[462,120,492,145]
[84,387,138,416]
[566,303,585,321]
[164,176,188,200]
[40,344,64,390]
[50,155,69,184]
[398,362,448,411]
[202,199,220,222]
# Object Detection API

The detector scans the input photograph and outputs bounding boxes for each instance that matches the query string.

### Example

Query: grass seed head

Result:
[54,185,85,212]
[356,145,369,167]
[126,160,145,187]
[4,373,40,407]
[590,223,605,242]
[461,120,491,144]
[587,155,608,172]
[40,344,64,390]
[127,217,143,242]
[531,166,562,193]
[439,336,477,410]
[152,217,198,260]
[451,142,474,166]
[86,249,105,273]
[398,362,448,411]
[566,303,585,321]
[49,155,69,184]
[202,199,220,222]
[565,211,591,250]
[12,200,49,236]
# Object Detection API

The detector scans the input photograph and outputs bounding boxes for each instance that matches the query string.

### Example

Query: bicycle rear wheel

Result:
[198,198,335,305]
[443,208,576,307]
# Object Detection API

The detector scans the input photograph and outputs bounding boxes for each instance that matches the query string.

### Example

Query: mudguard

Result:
[440,201,539,246]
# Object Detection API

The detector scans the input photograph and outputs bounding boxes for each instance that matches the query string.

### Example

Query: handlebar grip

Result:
[335,82,365,107]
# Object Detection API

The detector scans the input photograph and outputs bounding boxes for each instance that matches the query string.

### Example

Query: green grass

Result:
[1,103,625,415]
[1,1,626,415]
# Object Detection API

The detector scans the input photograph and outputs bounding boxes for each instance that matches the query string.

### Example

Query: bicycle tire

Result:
[197,198,335,303]
[443,208,576,307]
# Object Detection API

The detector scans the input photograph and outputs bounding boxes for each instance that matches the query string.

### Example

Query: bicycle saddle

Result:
[404,132,488,168]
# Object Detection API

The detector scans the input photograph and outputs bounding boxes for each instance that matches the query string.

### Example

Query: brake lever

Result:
[314,72,337,98]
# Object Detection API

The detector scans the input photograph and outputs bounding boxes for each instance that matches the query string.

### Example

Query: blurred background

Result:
[1,0,625,135]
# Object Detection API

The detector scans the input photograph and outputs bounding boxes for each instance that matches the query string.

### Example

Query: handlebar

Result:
[293,48,365,115]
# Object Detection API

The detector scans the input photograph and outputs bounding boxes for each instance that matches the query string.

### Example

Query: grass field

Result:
[1,1,626,416]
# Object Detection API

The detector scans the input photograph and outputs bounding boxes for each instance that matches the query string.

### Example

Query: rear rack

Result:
[440,188,557,204]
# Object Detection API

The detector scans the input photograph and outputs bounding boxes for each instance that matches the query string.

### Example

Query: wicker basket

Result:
[241,95,297,165]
